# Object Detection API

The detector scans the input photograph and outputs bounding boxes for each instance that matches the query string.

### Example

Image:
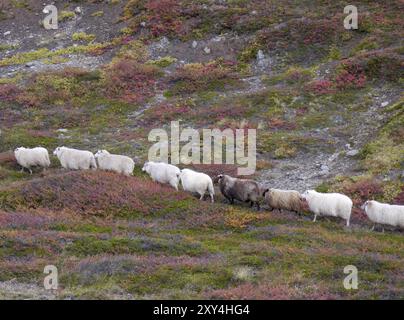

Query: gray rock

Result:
[257,50,265,61]
[203,47,211,54]
[212,36,224,42]
[346,149,359,157]
[320,164,329,171]
[192,41,198,48]
[332,115,344,125]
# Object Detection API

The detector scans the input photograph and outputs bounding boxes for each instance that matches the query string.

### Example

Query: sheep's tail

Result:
[208,179,215,195]
[45,153,51,167]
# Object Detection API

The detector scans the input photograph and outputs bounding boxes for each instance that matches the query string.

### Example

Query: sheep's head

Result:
[95,150,101,158]
[53,147,61,156]
[300,190,313,201]
[142,162,150,172]
[213,174,224,184]
[14,147,23,153]
[361,200,370,211]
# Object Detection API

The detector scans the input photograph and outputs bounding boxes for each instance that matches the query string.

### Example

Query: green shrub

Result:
[72,32,96,42]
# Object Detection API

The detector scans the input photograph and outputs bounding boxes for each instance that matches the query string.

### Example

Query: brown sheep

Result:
[265,188,303,214]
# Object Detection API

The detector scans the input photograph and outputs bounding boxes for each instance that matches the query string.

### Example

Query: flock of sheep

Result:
[13,146,404,232]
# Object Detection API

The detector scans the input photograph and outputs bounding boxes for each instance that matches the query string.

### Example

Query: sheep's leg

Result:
[346,219,350,227]
[20,167,25,173]
[382,227,385,233]
[371,224,375,231]
[210,193,214,203]
[199,193,205,201]
[250,201,254,208]
[313,214,317,222]
[28,168,33,175]
[256,202,260,211]
[169,179,178,191]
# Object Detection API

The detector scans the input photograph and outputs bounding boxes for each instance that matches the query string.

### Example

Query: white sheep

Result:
[301,190,352,227]
[95,150,134,176]
[142,161,181,190]
[180,168,215,202]
[53,146,97,170]
[361,200,404,231]
[14,147,50,174]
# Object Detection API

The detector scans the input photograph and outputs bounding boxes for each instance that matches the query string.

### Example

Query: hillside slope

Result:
[0,0,403,299]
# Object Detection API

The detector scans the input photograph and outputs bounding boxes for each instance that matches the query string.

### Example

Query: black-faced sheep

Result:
[216,174,265,210]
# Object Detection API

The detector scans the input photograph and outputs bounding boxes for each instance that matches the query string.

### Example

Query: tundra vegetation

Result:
[0,0,403,299]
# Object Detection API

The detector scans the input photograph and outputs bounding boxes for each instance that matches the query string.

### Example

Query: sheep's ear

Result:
[262,188,269,196]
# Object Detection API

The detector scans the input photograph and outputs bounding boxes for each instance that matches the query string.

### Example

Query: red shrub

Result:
[258,16,341,51]
[145,0,184,37]
[0,84,21,102]
[342,178,384,208]
[268,118,297,130]
[335,61,367,90]
[0,152,16,165]
[142,103,192,125]
[103,59,159,103]
[305,80,335,95]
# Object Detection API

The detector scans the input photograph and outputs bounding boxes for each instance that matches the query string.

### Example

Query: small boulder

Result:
[203,47,211,54]
[346,149,359,157]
